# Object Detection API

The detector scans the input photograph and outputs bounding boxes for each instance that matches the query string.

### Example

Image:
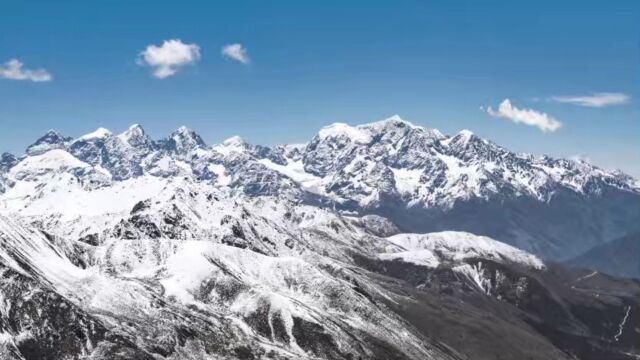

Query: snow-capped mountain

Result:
[3,115,638,260]
[0,117,639,359]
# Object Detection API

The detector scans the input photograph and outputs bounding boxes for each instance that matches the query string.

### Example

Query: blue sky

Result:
[1,0,638,175]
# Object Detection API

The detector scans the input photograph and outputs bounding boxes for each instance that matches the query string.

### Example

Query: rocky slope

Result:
[0,117,639,359]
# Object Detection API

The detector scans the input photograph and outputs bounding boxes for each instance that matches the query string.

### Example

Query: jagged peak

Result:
[164,126,206,152]
[359,114,418,130]
[171,126,203,141]
[173,125,199,136]
[360,115,448,143]
[117,124,151,147]
[115,123,146,139]
[34,129,70,142]
[25,130,72,155]
[126,123,145,134]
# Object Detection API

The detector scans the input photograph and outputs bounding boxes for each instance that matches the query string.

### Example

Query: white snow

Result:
[207,164,231,185]
[0,215,86,291]
[116,124,146,144]
[77,127,112,141]
[10,149,89,174]
[212,136,248,156]
[391,168,423,194]
[575,270,598,283]
[453,262,493,294]
[318,123,372,144]
[457,129,474,138]
[380,231,544,269]
[1,175,169,219]
[359,115,417,130]
[614,306,631,342]
[379,249,440,267]
[257,158,327,195]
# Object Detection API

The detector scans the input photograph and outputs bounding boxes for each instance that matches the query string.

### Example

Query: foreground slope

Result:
[0,174,638,359]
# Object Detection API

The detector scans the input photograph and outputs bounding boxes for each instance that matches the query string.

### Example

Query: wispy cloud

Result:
[138,39,201,79]
[486,99,561,133]
[551,93,630,107]
[0,59,52,82]
[222,43,250,64]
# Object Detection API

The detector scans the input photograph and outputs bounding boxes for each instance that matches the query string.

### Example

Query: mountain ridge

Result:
[0,117,639,359]
[2,115,637,261]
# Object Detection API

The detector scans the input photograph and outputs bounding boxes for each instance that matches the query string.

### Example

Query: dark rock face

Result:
[69,138,109,166]
[353,254,640,360]
[0,153,17,173]
[25,130,73,156]
[158,126,206,155]
[0,264,150,360]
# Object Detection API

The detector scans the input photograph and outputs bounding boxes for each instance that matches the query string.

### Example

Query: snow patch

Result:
[318,123,372,144]
[77,127,112,141]
[381,231,544,269]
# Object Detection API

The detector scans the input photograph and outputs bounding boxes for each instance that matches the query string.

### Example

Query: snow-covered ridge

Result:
[1,116,638,263]
[0,180,461,359]
[11,149,89,174]
[379,231,545,269]
[76,127,112,141]
[2,116,638,212]
[317,123,373,144]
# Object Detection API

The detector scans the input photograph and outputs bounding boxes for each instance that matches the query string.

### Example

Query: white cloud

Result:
[221,43,249,64]
[486,99,561,133]
[551,93,630,107]
[138,39,201,79]
[0,59,52,82]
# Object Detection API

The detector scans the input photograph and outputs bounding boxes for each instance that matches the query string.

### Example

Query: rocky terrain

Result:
[0,116,638,359]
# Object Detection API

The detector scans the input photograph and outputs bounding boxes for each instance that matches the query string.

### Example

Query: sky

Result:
[1,0,639,176]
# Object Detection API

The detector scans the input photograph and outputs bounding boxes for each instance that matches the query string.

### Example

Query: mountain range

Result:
[0,116,638,359]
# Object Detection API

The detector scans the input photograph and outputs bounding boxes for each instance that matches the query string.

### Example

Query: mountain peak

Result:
[317,123,372,144]
[447,129,478,145]
[171,126,204,142]
[222,135,246,146]
[164,126,206,153]
[26,130,72,155]
[77,127,112,141]
[117,124,152,148]
[360,115,419,130]
[175,125,191,133]
[127,123,145,133]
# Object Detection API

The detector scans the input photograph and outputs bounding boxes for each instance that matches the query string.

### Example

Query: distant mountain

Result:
[569,232,640,279]
[4,116,638,261]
